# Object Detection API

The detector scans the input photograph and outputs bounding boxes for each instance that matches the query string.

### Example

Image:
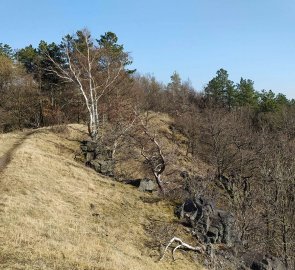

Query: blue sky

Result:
[1,0,295,98]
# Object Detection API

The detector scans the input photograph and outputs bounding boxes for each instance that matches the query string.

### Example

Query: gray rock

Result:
[80,145,88,152]
[86,152,95,162]
[207,226,220,243]
[218,210,234,245]
[80,140,115,177]
[94,145,103,156]
[251,255,286,270]
[89,159,115,177]
[81,140,98,152]
[175,194,235,246]
[99,160,114,176]
[138,179,156,192]
[86,141,98,152]
[89,160,101,172]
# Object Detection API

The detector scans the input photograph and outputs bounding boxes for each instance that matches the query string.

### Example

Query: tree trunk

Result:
[282,217,289,269]
[154,173,165,194]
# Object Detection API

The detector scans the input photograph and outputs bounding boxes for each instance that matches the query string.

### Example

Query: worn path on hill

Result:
[0,130,36,173]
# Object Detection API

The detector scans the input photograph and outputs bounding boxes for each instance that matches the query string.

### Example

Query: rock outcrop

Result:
[250,255,287,270]
[122,178,157,193]
[80,140,115,177]
[175,192,286,270]
[176,194,235,246]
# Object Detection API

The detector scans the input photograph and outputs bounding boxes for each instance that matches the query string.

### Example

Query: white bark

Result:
[45,30,124,140]
[138,114,166,193]
[160,237,205,261]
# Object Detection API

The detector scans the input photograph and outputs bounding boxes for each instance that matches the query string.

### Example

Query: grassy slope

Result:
[0,125,204,270]
[115,112,210,182]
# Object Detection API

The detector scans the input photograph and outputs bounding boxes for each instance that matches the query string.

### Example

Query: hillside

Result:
[0,125,204,270]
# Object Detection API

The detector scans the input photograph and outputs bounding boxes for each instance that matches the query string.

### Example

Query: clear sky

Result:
[1,0,295,98]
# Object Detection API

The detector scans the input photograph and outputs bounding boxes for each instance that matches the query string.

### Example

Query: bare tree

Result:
[106,117,136,159]
[133,112,167,193]
[259,136,295,269]
[45,29,130,140]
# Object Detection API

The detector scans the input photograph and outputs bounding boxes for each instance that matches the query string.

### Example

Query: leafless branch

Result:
[160,237,205,261]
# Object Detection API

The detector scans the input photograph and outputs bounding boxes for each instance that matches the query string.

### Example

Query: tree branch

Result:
[160,237,205,261]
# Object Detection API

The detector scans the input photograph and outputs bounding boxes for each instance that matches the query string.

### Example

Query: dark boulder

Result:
[80,140,98,152]
[80,140,115,177]
[86,152,95,162]
[121,179,141,187]
[251,255,286,270]
[176,194,235,246]
[89,159,115,177]
[122,178,157,192]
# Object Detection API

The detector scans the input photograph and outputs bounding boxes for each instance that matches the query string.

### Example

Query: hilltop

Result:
[0,124,204,270]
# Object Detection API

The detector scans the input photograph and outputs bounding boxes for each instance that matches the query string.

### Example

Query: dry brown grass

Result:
[116,112,210,182]
[0,124,204,270]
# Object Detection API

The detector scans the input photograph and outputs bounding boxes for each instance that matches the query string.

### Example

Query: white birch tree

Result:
[44,29,131,140]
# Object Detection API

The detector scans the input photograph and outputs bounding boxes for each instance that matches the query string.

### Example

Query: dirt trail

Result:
[0,131,36,173]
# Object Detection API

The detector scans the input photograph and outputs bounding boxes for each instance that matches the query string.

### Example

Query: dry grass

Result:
[0,124,204,270]
[115,112,210,180]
